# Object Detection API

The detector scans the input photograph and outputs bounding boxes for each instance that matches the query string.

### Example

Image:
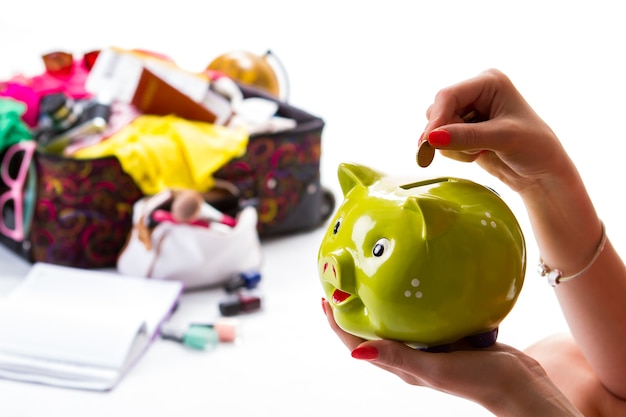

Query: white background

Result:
[0,1,624,416]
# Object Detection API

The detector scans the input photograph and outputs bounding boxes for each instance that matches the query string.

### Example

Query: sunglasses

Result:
[42,50,101,77]
[0,141,37,242]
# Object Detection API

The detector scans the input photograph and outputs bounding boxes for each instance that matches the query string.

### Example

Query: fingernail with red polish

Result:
[351,346,379,360]
[428,130,451,147]
[321,298,327,315]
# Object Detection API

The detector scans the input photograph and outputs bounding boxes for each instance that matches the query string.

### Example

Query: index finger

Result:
[424,69,503,134]
[323,299,365,349]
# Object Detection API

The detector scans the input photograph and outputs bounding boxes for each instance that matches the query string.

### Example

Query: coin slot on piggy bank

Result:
[318,162,526,350]
[400,177,451,190]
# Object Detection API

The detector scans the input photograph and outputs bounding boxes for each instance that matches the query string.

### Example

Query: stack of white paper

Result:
[0,263,183,391]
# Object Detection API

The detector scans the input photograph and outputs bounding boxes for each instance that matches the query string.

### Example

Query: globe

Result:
[207,50,281,98]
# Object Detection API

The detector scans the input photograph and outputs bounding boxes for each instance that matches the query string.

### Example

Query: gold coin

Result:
[461,110,478,122]
[416,140,435,168]
[417,110,483,168]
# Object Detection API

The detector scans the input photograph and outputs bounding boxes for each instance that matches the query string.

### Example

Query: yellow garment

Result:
[74,115,248,195]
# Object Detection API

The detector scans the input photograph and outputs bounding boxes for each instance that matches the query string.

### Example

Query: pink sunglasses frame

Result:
[0,140,37,242]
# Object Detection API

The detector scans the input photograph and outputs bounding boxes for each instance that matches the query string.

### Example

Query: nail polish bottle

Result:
[219,293,262,316]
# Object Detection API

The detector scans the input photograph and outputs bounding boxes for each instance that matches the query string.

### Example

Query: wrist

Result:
[518,164,602,277]
[484,372,584,417]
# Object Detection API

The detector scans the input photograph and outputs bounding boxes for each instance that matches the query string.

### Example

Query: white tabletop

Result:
[0,229,563,417]
[1,1,625,416]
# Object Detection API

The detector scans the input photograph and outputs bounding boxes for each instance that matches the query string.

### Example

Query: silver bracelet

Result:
[537,221,607,287]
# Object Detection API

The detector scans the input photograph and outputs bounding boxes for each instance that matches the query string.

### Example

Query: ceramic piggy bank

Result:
[318,163,526,348]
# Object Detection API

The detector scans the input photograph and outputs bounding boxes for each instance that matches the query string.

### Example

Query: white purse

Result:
[117,190,263,289]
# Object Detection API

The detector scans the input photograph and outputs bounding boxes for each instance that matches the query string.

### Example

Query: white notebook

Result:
[0,263,183,391]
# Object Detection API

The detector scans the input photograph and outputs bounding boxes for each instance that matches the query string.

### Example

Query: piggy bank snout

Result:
[319,250,356,294]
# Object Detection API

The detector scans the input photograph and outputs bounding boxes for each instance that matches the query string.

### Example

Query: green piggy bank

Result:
[318,163,526,348]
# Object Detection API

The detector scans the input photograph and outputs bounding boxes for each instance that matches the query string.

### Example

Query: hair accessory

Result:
[538,221,607,287]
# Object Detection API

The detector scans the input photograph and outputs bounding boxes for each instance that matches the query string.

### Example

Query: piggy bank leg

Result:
[416,343,452,353]
[465,328,499,348]
[415,328,499,352]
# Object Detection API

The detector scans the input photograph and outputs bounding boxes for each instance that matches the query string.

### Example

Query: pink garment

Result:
[0,59,93,127]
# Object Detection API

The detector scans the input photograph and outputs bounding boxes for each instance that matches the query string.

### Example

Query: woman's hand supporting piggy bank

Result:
[318,163,526,349]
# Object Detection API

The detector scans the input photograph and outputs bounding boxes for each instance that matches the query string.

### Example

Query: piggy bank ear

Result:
[403,196,459,240]
[337,163,384,196]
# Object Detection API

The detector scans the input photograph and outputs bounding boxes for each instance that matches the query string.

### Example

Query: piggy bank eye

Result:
[372,238,390,257]
[333,218,342,235]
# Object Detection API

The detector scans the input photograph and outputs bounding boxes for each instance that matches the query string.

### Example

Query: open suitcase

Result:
[1,68,335,268]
